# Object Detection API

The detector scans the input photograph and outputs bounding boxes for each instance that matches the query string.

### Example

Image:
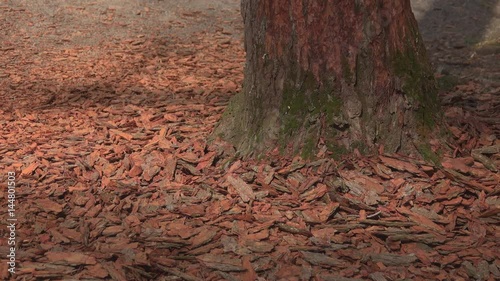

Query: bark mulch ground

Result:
[0,1,498,280]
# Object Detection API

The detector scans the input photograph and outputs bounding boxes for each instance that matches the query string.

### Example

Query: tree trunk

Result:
[214,0,439,158]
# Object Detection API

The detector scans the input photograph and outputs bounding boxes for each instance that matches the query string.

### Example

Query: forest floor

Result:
[0,0,498,280]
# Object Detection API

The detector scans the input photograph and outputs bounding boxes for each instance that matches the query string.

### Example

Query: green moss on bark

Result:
[416,142,442,166]
[392,48,439,129]
[279,69,344,157]
[327,142,349,160]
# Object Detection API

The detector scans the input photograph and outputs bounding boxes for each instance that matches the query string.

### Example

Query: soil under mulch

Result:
[0,1,498,280]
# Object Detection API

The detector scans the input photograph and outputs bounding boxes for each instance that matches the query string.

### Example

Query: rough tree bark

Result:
[214,0,440,159]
